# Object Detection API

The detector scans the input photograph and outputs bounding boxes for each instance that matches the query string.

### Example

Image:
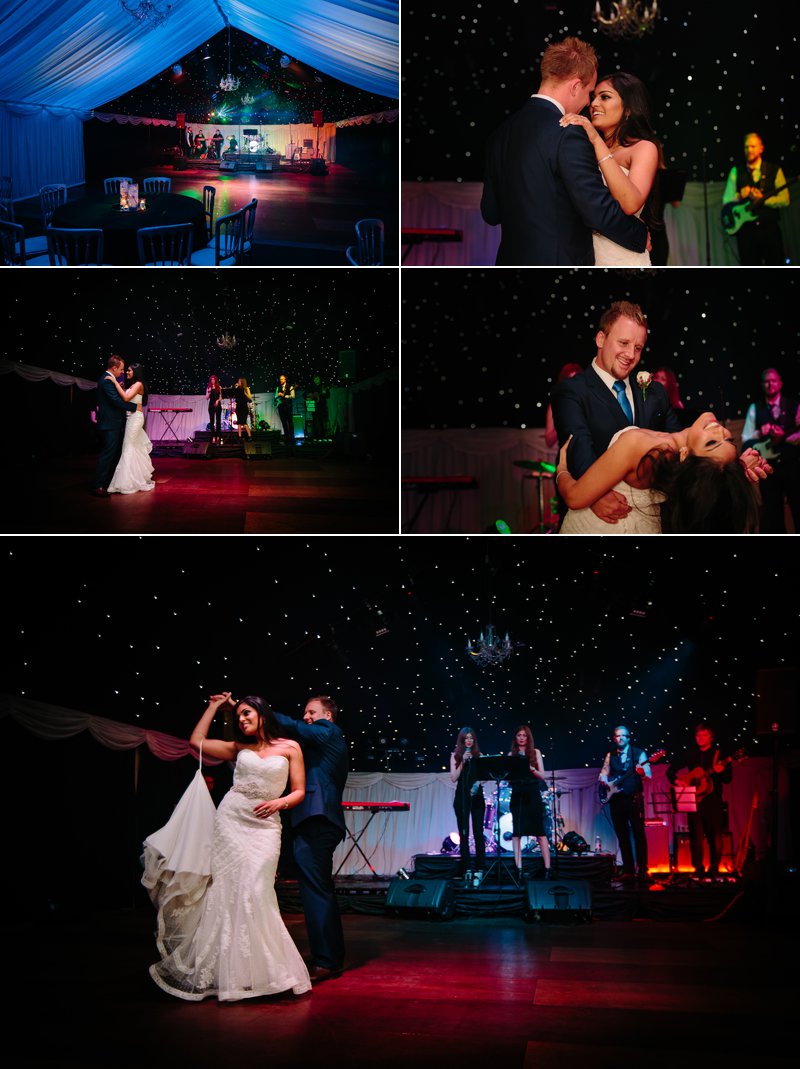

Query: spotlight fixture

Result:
[561,831,590,855]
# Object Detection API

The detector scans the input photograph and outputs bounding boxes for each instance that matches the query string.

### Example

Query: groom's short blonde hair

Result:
[599,301,647,335]
[540,37,598,86]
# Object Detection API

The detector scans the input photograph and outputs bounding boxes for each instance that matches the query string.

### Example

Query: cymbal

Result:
[513,459,557,474]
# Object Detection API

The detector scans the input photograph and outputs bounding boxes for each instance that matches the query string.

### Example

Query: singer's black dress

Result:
[452,756,485,874]
[509,755,546,837]
[208,386,222,436]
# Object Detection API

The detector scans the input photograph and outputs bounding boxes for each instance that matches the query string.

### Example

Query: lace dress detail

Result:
[107,394,155,495]
[560,426,665,534]
[593,164,652,267]
[142,750,311,1001]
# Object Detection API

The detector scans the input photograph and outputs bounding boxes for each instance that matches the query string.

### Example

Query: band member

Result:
[185,126,194,157]
[722,132,790,265]
[450,727,486,888]
[598,725,651,882]
[228,134,238,154]
[211,129,224,160]
[206,374,222,444]
[306,374,330,440]
[666,724,733,878]
[508,726,550,879]
[276,374,296,444]
[194,130,207,157]
[233,377,252,440]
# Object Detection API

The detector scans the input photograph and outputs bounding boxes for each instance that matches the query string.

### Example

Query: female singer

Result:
[206,374,222,444]
[508,725,550,879]
[450,727,486,887]
[233,377,252,440]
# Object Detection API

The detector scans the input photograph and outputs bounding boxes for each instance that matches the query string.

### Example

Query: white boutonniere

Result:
[636,370,652,402]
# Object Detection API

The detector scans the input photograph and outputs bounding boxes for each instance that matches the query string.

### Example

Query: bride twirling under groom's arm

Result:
[555,415,771,535]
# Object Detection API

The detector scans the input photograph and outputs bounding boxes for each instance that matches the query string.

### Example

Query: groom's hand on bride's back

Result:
[590,490,632,524]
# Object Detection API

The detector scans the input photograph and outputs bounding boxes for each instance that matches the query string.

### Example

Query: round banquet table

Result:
[51,192,207,265]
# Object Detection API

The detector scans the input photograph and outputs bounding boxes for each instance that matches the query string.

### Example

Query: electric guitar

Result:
[598,749,666,806]
[721,176,796,235]
[675,747,747,803]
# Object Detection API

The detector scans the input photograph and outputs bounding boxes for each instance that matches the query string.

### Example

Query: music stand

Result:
[470,754,530,892]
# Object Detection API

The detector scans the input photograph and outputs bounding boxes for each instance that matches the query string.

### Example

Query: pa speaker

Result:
[312,110,324,127]
[182,441,209,458]
[244,441,271,459]
[756,668,796,735]
[309,158,328,176]
[524,879,592,921]
[219,160,237,172]
[385,878,455,919]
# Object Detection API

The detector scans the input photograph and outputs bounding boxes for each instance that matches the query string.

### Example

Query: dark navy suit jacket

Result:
[481,97,648,265]
[552,364,683,478]
[96,374,135,429]
[272,713,348,838]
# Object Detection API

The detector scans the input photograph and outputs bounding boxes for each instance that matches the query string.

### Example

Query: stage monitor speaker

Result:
[309,158,328,176]
[255,161,273,175]
[219,160,237,172]
[338,349,357,381]
[174,158,188,171]
[312,110,324,127]
[385,877,454,920]
[244,441,271,459]
[524,879,592,921]
[756,668,797,735]
[182,441,209,458]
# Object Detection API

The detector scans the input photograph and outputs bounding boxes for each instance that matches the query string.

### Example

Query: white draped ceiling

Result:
[0,0,398,198]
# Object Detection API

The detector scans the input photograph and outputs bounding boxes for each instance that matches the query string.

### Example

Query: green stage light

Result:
[495,520,512,534]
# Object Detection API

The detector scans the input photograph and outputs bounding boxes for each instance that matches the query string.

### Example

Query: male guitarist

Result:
[721,132,790,265]
[666,724,732,879]
[741,368,800,533]
[598,726,651,883]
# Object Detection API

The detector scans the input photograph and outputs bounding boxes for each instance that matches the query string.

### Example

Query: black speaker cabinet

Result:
[309,158,328,176]
[182,441,209,457]
[385,878,455,919]
[219,160,237,172]
[244,441,271,459]
[524,879,592,921]
[756,668,796,735]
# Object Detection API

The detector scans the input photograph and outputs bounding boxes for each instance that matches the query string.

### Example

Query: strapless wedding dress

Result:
[107,395,155,494]
[593,165,651,267]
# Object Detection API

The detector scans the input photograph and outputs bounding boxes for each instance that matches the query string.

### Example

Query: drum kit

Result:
[219,397,259,431]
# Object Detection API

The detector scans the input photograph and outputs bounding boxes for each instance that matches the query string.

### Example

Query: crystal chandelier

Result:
[216,332,237,350]
[241,93,254,106]
[465,624,514,668]
[592,1,659,39]
[120,1,173,29]
[220,25,240,92]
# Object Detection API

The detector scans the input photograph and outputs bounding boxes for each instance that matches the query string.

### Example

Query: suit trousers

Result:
[609,792,648,875]
[95,427,124,489]
[292,815,345,970]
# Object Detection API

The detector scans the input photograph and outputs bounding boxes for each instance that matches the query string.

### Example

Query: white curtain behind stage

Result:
[334,761,782,876]
[401,181,800,267]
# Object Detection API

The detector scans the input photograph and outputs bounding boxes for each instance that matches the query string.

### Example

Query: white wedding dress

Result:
[559,426,665,534]
[107,395,155,495]
[593,165,651,267]
[142,750,311,1001]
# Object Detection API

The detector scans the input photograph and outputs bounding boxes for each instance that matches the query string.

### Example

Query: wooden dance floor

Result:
[4,904,795,1069]
[4,453,397,534]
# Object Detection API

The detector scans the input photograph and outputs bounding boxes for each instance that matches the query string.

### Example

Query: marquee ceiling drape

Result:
[0,0,398,109]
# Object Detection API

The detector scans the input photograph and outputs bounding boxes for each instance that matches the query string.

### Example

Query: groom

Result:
[92,355,135,497]
[480,36,647,265]
[551,301,682,524]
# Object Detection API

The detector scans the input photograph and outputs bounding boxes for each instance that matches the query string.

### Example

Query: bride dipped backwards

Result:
[106,362,155,495]
[144,693,311,1000]
[556,414,772,534]
[559,72,659,266]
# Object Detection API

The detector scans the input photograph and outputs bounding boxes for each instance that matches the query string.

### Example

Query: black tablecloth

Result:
[51,192,207,265]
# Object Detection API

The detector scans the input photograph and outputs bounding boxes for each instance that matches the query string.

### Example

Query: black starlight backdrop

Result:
[2,537,796,773]
[403,4,800,183]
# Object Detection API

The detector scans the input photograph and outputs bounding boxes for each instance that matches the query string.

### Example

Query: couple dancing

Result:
[481,36,657,265]
[142,692,348,1001]
[551,301,771,533]
[92,355,154,497]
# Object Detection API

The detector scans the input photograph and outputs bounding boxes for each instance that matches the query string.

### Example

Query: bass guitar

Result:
[599,749,666,806]
[675,747,747,802]
[720,176,797,235]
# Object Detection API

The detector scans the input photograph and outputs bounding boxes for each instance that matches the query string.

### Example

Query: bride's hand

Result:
[209,691,235,707]
[559,113,602,145]
[739,448,773,483]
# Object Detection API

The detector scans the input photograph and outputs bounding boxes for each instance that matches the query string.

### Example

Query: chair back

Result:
[40,184,67,226]
[202,185,216,242]
[104,176,134,195]
[137,223,193,266]
[0,218,25,265]
[241,198,258,250]
[143,177,172,194]
[354,218,384,266]
[46,228,104,266]
[212,209,245,265]
[0,176,13,223]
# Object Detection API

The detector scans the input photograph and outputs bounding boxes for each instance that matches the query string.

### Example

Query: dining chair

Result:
[0,176,14,222]
[202,185,216,243]
[345,218,384,266]
[104,176,134,195]
[190,209,244,266]
[46,227,105,266]
[241,198,258,253]
[137,223,194,265]
[142,177,172,194]
[0,218,27,265]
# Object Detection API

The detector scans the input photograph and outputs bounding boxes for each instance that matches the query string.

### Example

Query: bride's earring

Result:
[679,446,689,462]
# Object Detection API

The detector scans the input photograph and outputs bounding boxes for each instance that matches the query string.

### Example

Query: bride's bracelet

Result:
[597,153,614,165]
[555,469,570,483]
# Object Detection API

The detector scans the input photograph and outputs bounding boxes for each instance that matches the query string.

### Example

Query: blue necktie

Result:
[613,380,633,424]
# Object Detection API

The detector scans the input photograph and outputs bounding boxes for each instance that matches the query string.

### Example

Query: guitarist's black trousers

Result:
[608,792,648,876]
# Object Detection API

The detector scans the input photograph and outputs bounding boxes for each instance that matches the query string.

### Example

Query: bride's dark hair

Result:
[637,450,760,533]
[596,71,662,229]
[127,362,148,407]
[232,695,279,745]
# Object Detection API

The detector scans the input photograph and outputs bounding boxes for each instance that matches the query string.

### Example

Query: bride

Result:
[106,362,155,494]
[143,693,311,1001]
[556,414,770,534]
[560,72,658,266]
